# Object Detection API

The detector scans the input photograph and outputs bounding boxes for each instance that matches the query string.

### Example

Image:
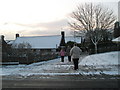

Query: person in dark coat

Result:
[66,45,71,62]
[70,44,82,70]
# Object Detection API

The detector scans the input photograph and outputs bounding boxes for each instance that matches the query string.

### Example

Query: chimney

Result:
[61,31,65,38]
[1,35,4,41]
[16,34,19,39]
[60,31,65,47]
[114,22,120,38]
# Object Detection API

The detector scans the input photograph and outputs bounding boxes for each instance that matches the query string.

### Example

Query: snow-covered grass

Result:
[79,51,119,66]
[0,51,119,77]
[78,51,119,75]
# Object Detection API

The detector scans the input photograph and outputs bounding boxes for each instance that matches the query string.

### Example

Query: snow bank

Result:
[79,51,119,66]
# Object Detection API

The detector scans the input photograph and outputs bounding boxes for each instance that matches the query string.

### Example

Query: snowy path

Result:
[1,53,87,76]
[1,51,120,78]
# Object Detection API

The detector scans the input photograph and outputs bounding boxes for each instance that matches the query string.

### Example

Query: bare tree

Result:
[69,3,116,33]
[68,3,116,53]
[86,29,112,53]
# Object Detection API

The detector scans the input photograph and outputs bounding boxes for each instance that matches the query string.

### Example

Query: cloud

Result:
[2,19,71,40]
[15,19,68,30]
[13,19,70,36]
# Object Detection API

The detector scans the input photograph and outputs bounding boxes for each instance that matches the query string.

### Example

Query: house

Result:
[12,32,81,50]
[10,32,81,64]
[112,36,120,51]
[114,2,120,38]
[0,31,81,64]
[0,35,12,64]
[112,36,120,42]
[111,2,120,51]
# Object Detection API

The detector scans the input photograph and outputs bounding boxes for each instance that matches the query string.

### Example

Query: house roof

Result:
[12,35,81,49]
[6,40,15,44]
[112,36,120,42]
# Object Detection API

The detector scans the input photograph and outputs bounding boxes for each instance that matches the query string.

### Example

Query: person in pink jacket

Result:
[60,48,65,62]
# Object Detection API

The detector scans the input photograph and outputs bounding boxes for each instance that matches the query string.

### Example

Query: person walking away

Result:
[70,44,82,70]
[66,45,71,62]
[60,48,65,62]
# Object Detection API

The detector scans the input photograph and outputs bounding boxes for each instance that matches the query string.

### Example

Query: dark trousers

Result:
[61,56,64,62]
[68,56,71,62]
[73,58,79,70]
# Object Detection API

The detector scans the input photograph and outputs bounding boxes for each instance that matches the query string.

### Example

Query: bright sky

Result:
[0,0,119,40]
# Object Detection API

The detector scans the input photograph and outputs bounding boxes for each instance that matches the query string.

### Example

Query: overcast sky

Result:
[0,0,119,40]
